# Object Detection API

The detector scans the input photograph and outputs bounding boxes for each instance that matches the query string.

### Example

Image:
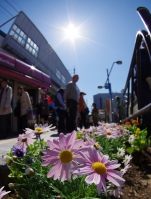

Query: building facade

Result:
[93,92,123,113]
[0,11,71,134]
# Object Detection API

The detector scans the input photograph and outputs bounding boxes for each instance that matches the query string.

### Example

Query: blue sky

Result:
[1,0,151,109]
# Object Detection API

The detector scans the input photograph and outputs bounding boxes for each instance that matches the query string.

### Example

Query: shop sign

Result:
[0,53,15,68]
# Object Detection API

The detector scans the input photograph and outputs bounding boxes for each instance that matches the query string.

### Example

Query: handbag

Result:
[85,107,90,115]
[14,99,21,117]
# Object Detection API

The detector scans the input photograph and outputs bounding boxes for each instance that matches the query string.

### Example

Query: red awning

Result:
[0,52,51,87]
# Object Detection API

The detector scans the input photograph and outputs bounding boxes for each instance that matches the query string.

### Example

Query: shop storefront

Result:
[0,52,51,134]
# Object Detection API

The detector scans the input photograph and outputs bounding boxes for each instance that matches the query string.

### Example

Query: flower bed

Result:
[1,121,151,199]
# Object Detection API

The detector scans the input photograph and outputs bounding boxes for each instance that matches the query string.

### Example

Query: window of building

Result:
[9,24,39,58]
[61,75,66,85]
[56,68,61,80]
[9,24,27,47]
[25,37,39,58]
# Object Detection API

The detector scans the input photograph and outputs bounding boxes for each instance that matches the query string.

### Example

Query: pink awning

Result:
[0,67,51,89]
[0,52,51,86]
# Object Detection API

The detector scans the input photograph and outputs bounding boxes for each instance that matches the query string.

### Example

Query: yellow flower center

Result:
[21,138,27,142]
[92,162,107,175]
[95,142,100,147]
[59,150,73,164]
[76,135,81,140]
[106,131,111,135]
[35,127,43,132]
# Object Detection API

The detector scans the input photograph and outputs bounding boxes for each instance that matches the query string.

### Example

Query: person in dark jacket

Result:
[55,88,65,134]
[92,103,99,126]
[40,92,49,124]
[78,92,87,129]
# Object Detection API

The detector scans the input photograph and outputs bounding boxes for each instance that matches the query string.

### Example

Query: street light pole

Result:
[98,60,122,123]
[106,61,122,122]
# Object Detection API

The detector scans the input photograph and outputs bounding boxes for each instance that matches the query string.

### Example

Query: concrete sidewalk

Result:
[0,128,59,165]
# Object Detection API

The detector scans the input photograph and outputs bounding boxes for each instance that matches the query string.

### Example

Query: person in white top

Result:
[0,78,12,139]
[64,74,80,132]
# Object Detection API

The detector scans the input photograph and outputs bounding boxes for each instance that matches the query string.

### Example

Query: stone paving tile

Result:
[0,130,58,165]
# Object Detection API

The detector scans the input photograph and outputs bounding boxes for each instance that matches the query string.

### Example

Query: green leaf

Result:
[140,140,145,144]
[80,198,100,199]
[126,147,134,154]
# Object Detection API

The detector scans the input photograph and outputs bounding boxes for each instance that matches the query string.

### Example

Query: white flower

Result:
[120,164,131,175]
[25,123,54,134]
[122,154,132,166]
[25,167,34,176]
[0,186,11,199]
[128,134,135,144]
[117,147,125,157]
[3,155,13,164]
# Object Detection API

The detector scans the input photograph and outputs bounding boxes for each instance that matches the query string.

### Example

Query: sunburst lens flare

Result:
[65,24,79,41]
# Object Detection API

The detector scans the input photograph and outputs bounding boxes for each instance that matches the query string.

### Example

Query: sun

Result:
[65,24,79,41]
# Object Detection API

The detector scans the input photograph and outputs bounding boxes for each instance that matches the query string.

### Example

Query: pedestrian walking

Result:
[0,78,12,139]
[78,92,87,129]
[40,92,49,124]
[55,88,65,134]
[17,86,32,131]
[64,74,80,133]
[92,103,99,126]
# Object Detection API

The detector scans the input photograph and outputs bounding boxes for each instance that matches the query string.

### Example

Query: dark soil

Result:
[121,148,151,199]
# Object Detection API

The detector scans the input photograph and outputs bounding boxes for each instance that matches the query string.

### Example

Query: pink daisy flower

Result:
[109,181,124,198]
[25,123,53,134]
[13,132,36,151]
[74,147,125,195]
[0,186,11,199]
[84,135,103,151]
[41,131,84,181]
[103,128,118,139]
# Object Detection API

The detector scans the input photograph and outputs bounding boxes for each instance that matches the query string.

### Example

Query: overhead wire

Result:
[0,7,10,18]
[0,4,13,17]
[11,0,22,10]
[4,0,19,13]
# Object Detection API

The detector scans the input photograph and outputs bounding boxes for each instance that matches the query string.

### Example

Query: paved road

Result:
[0,129,58,165]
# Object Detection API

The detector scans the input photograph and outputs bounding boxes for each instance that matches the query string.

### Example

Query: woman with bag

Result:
[17,86,32,131]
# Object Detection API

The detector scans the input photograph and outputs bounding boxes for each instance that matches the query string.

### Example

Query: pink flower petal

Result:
[42,150,58,156]
[107,164,121,170]
[101,155,109,164]
[101,176,107,195]
[47,140,59,149]
[64,163,71,181]
[59,133,66,150]
[97,181,103,195]
[77,166,94,175]
[66,131,76,148]
[53,163,63,180]
[107,172,125,181]
[85,173,95,184]
[93,173,100,184]
[72,139,84,150]
[47,161,62,178]
[106,175,121,187]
